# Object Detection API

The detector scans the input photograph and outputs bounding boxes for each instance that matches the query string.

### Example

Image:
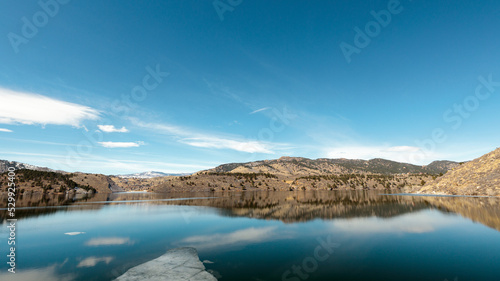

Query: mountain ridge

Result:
[201,156,459,176]
[0,160,56,173]
[1,157,460,194]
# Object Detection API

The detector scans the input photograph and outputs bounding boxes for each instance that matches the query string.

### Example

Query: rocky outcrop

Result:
[415,148,500,196]
[70,173,114,194]
[107,177,125,192]
[114,247,217,281]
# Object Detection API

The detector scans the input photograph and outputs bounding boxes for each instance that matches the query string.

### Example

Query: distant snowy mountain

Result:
[0,160,55,173]
[116,171,191,179]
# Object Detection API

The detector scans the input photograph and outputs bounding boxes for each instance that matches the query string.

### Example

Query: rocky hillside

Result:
[0,160,54,173]
[153,171,435,193]
[0,169,114,194]
[0,156,460,194]
[201,156,459,176]
[415,148,500,196]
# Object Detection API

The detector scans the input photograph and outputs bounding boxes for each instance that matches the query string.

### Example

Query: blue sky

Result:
[1,0,499,174]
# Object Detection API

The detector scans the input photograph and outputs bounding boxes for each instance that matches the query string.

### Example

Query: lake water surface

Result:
[1,191,500,281]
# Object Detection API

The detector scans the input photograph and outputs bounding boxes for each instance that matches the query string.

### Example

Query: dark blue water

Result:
[1,191,499,281]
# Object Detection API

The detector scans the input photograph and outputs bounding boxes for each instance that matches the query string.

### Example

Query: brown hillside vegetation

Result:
[201,156,458,176]
[415,148,500,196]
[1,156,460,194]
[152,172,435,193]
[0,169,113,194]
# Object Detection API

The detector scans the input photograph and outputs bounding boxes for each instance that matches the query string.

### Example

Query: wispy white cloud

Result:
[250,107,271,114]
[202,78,248,105]
[98,125,129,133]
[130,118,280,154]
[79,158,213,172]
[64,232,85,236]
[98,141,144,148]
[325,145,436,164]
[0,128,12,132]
[0,151,74,159]
[0,150,214,174]
[85,237,133,246]
[77,256,114,268]
[228,120,240,126]
[0,87,100,127]
[383,146,421,153]
[129,118,191,136]
[178,226,277,250]
[180,137,274,154]
[0,137,91,147]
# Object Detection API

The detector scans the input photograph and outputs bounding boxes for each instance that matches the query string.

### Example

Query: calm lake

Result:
[1,190,500,281]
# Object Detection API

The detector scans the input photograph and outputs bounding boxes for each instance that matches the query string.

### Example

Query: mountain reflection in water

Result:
[2,190,500,281]
[3,190,500,232]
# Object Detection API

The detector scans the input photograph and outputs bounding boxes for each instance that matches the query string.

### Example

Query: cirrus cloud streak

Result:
[98,125,129,133]
[0,87,100,127]
[325,145,435,164]
[130,118,281,154]
[98,141,144,148]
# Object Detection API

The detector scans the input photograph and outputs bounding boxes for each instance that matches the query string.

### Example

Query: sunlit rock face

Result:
[416,147,500,196]
[114,247,217,281]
